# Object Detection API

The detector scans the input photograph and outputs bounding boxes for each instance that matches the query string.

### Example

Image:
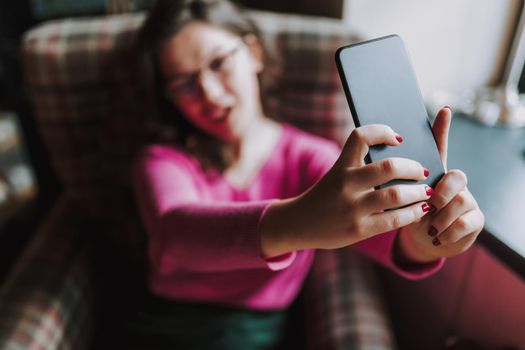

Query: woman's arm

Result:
[260,124,432,257]
[132,147,289,274]
[262,108,483,280]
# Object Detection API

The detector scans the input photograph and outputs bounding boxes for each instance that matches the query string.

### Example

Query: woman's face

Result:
[158,21,264,143]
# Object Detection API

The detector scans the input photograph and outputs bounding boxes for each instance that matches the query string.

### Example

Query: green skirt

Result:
[121,293,302,350]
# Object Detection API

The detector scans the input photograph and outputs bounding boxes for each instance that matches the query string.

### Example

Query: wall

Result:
[343,0,520,106]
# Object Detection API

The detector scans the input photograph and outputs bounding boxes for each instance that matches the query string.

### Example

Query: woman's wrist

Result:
[260,198,306,258]
[394,227,440,266]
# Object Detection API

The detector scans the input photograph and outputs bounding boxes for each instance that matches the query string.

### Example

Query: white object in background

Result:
[0,113,19,152]
[0,180,9,205]
[429,86,525,127]
[5,164,35,199]
[471,2,525,127]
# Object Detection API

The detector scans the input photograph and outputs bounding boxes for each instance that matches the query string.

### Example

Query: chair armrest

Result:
[302,249,397,350]
[0,196,98,350]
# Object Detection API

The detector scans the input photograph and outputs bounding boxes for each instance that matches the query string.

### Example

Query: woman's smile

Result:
[208,106,232,124]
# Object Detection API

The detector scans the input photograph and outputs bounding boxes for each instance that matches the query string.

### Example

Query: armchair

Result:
[0,10,397,349]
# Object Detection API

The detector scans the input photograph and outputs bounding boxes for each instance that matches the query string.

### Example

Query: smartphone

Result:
[335,34,445,189]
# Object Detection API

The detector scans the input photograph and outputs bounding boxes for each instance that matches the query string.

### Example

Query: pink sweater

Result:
[132,124,444,310]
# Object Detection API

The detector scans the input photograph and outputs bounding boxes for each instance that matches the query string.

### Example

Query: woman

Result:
[128,0,484,348]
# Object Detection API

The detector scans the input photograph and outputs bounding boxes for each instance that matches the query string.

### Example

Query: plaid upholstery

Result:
[0,196,97,350]
[303,249,397,350]
[3,9,398,350]
[252,11,359,144]
[22,13,152,221]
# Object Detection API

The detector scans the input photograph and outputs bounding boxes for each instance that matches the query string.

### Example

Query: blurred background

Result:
[0,0,520,224]
[0,1,524,349]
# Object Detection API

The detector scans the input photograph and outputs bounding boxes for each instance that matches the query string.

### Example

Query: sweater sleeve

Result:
[351,231,445,280]
[131,147,293,275]
[301,133,445,280]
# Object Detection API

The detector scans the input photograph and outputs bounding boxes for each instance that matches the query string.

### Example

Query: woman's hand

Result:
[394,107,485,264]
[261,123,434,257]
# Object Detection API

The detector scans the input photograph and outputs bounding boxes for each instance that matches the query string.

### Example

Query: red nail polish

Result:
[424,168,430,177]
[395,135,403,143]
[444,105,452,111]
[432,237,441,246]
[422,203,431,213]
[426,186,433,196]
[428,226,438,237]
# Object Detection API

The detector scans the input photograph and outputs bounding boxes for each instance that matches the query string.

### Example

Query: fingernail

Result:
[444,105,452,111]
[395,135,403,143]
[424,168,430,177]
[425,186,433,196]
[422,203,431,213]
[427,225,438,237]
[432,237,441,246]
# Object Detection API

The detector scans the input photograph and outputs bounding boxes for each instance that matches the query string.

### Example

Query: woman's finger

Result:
[431,209,484,246]
[360,184,432,213]
[350,157,428,189]
[365,200,431,235]
[427,189,476,237]
[430,169,468,210]
[339,124,401,167]
[432,106,452,169]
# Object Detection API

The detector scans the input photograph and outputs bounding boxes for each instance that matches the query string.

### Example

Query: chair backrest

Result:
[22,10,359,221]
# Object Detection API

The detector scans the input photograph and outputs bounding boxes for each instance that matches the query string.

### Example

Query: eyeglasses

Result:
[164,43,244,99]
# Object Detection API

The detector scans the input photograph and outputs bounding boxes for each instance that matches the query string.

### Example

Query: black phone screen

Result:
[335,34,445,188]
